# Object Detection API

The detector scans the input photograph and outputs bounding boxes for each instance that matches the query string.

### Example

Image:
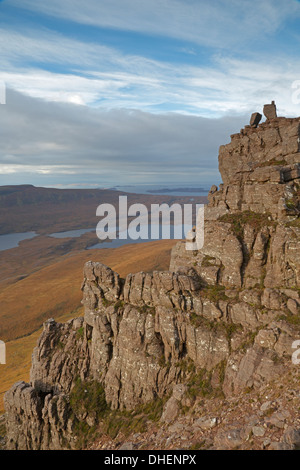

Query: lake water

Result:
[49,228,95,239]
[0,221,194,252]
[109,182,211,197]
[0,231,37,252]
[88,223,192,250]
[49,223,193,250]
[109,183,210,197]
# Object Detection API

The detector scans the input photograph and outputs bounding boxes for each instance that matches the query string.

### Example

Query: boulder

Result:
[263,101,277,120]
[250,112,262,128]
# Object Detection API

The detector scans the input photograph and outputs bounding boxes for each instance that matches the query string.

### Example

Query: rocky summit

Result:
[4,108,300,451]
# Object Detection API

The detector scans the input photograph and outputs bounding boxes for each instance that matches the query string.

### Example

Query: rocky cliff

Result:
[4,110,300,450]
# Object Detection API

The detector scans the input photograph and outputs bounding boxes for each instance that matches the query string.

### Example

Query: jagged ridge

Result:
[4,112,300,450]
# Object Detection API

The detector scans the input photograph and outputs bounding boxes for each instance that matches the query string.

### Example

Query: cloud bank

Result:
[0,89,247,187]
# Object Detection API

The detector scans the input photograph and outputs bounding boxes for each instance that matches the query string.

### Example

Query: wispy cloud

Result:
[1,54,300,117]
[1,2,300,116]
[8,0,300,49]
[0,26,122,69]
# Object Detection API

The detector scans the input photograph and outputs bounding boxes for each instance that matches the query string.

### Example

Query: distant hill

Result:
[0,185,207,235]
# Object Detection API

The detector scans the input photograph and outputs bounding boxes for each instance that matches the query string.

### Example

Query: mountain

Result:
[3,110,300,451]
[0,185,207,235]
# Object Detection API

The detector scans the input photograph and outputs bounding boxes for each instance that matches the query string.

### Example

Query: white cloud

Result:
[1,4,300,116]
[0,164,79,175]
[0,88,249,186]
[8,0,300,49]
[2,52,300,118]
[0,26,115,68]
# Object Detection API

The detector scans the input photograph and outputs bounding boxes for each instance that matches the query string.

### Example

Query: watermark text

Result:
[96,196,204,250]
[291,80,300,105]
[0,340,6,364]
[0,81,6,104]
[292,340,300,365]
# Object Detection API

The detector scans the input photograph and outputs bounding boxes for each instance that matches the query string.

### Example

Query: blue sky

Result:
[1,0,300,188]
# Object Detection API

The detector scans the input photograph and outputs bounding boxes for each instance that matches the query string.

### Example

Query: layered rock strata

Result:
[4,113,300,450]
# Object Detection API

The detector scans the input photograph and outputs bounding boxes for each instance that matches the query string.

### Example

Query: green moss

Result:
[0,419,6,448]
[101,297,112,308]
[263,407,277,417]
[200,284,228,302]
[224,323,243,352]
[239,329,260,353]
[103,409,147,439]
[158,352,171,370]
[189,441,206,450]
[158,354,166,367]
[189,313,219,331]
[201,255,217,267]
[137,304,156,315]
[175,357,196,375]
[103,396,168,439]
[72,421,96,449]
[187,368,213,399]
[113,299,124,311]
[255,158,287,168]
[189,314,242,354]
[271,352,284,365]
[225,322,240,340]
[190,312,205,329]
[139,397,167,423]
[69,379,109,448]
[284,182,300,214]
[276,311,300,328]
[259,267,267,289]
[69,378,169,446]
[76,327,84,340]
[219,211,274,243]
[285,199,297,210]
[69,378,108,420]
[217,360,227,385]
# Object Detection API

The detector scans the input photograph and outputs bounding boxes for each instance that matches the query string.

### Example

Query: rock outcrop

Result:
[264,101,277,120]
[4,109,300,450]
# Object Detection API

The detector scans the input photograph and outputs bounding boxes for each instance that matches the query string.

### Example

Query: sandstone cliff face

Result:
[4,114,300,450]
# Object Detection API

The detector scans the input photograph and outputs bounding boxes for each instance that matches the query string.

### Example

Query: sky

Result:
[1,0,300,189]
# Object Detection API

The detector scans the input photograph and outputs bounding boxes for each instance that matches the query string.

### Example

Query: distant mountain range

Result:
[147,187,208,193]
[0,185,207,235]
